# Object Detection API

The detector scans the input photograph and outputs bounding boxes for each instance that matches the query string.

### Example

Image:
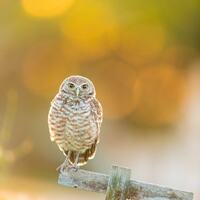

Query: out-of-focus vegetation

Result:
[0,89,32,174]
[1,0,199,124]
[0,0,200,199]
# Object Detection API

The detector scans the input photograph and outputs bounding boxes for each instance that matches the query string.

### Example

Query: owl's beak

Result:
[75,88,80,97]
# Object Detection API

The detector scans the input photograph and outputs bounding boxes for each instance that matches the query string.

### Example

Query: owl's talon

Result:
[67,165,79,172]
[60,167,67,175]
[56,163,64,171]
[56,158,69,174]
[57,165,65,174]
[56,164,62,171]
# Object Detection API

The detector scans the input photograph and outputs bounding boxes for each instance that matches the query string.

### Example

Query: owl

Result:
[48,75,103,172]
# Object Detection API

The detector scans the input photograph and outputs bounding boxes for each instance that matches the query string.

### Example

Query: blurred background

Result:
[0,0,200,199]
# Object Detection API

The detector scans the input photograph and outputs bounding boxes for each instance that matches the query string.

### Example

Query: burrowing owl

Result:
[48,75,103,172]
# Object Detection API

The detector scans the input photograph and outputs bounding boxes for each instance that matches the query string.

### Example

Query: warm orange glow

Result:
[60,1,118,62]
[21,0,74,18]
[132,65,186,126]
[1,0,200,197]
[84,59,137,119]
[21,41,80,98]
[118,24,166,66]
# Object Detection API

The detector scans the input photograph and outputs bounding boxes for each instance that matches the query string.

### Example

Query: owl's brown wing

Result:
[84,98,103,159]
[48,94,66,151]
[90,97,103,142]
[65,138,98,166]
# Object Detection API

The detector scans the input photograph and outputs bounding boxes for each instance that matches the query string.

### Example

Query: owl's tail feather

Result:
[64,139,98,167]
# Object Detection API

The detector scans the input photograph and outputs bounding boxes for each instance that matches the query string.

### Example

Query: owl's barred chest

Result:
[59,100,96,136]
[49,96,99,151]
[64,101,92,124]
[63,100,97,150]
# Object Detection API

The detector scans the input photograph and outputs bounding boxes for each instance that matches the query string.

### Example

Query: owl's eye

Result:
[82,84,88,90]
[68,83,75,89]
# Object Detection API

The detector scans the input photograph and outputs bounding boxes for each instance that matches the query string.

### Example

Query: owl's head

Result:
[59,75,96,99]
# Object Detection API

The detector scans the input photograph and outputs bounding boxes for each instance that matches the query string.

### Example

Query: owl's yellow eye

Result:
[82,84,88,90]
[68,83,75,89]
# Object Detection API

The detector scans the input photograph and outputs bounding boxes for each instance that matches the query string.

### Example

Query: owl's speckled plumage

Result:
[48,75,103,169]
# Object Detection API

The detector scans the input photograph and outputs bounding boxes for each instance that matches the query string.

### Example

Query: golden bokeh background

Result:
[0,0,200,199]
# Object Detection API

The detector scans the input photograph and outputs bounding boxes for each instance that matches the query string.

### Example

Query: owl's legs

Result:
[56,151,71,174]
[69,151,80,172]
[74,152,80,168]
[56,157,68,174]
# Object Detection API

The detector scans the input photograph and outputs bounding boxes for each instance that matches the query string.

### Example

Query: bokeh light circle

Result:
[21,0,74,18]
[118,24,166,66]
[21,40,80,98]
[60,1,119,62]
[83,59,138,119]
[131,65,186,126]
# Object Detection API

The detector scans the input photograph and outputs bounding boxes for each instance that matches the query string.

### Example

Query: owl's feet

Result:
[68,165,79,172]
[56,159,69,174]
[67,151,80,172]
[56,164,66,174]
